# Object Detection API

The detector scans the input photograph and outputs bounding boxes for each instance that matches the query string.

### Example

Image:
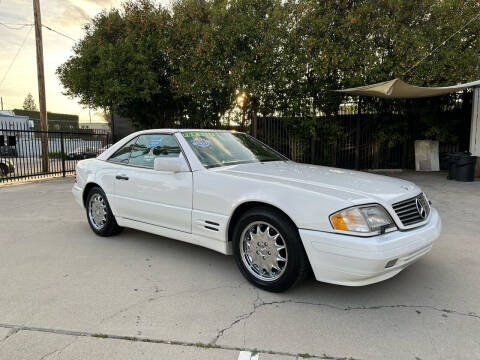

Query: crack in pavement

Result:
[38,336,80,360]
[211,299,292,345]
[211,299,480,346]
[339,303,480,318]
[0,323,359,360]
[0,328,20,347]
[96,283,244,330]
[38,345,66,360]
[1,288,477,360]
[211,288,265,345]
[293,301,480,319]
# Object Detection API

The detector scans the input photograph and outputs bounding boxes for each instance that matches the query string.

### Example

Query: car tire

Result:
[232,207,309,292]
[85,186,123,236]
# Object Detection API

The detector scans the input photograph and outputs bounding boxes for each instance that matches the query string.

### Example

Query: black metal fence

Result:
[0,121,110,183]
[1,97,472,183]
[255,106,471,170]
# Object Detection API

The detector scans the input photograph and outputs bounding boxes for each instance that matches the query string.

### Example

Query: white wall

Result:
[0,114,30,127]
[14,138,103,157]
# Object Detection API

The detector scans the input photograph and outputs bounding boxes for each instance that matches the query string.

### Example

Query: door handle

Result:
[116,175,129,181]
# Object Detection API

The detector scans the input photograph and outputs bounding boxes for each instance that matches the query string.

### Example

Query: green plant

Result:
[298,353,312,358]
[48,151,65,159]
[57,0,480,130]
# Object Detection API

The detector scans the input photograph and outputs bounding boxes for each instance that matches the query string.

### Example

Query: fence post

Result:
[355,116,360,170]
[355,100,362,170]
[252,114,258,138]
[310,133,316,164]
[60,131,66,177]
[333,140,337,167]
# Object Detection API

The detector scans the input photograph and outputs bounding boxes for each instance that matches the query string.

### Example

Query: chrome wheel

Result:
[239,221,288,282]
[88,194,107,230]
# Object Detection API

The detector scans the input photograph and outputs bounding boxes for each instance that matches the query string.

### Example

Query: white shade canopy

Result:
[336,78,480,98]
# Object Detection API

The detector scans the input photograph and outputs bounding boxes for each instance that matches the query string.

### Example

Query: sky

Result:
[0,0,169,123]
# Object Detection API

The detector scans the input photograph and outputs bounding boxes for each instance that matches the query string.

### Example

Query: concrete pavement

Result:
[0,173,479,359]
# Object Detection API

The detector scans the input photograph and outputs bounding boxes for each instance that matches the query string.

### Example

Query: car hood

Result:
[214,161,421,205]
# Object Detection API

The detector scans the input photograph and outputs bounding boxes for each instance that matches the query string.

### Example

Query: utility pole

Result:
[33,0,49,173]
[0,97,3,111]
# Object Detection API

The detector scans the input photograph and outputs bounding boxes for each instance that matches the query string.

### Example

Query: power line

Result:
[0,25,34,89]
[1,21,77,41]
[42,24,76,42]
[403,10,480,76]
[0,22,33,30]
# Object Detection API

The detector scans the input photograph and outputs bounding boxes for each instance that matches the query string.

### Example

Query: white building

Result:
[0,112,33,147]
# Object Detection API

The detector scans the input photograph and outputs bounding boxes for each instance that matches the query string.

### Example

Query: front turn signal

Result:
[330,213,349,231]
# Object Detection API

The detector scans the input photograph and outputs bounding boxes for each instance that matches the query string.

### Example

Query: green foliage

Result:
[57,0,175,128]
[57,0,480,134]
[298,353,312,358]
[22,93,38,111]
[40,151,64,159]
[166,0,234,128]
[47,151,65,159]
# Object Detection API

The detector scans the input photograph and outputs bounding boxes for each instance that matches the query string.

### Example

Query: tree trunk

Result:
[251,97,259,137]
[156,105,169,129]
[252,110,258,137]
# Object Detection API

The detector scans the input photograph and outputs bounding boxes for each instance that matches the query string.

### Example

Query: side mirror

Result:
[153,154,189,173]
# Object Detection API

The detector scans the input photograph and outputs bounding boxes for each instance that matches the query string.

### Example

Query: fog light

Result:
[385,259,398,268]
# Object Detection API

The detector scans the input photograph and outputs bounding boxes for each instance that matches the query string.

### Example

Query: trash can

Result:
[446,152,468,180]
[455,155,477,182]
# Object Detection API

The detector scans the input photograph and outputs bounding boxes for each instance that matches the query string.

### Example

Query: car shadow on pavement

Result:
[108,226,442,309]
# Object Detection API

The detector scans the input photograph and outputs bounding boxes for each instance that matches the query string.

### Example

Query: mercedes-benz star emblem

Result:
[416,198,426,219]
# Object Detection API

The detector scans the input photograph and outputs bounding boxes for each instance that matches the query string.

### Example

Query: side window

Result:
[108,138,137,164]
[128,134,181,168]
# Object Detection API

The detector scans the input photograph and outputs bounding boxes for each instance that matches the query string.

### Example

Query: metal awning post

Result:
[469,87,480,156]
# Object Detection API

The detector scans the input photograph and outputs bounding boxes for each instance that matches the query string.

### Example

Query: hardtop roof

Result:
[135,128,241,134]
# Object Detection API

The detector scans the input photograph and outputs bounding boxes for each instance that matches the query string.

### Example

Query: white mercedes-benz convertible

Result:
[73,129,441,292]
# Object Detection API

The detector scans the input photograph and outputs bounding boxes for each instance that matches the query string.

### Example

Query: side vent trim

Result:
[205,220,220,226]
[204,226,219,232]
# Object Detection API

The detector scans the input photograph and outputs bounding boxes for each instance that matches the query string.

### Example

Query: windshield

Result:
[182,132,286,168]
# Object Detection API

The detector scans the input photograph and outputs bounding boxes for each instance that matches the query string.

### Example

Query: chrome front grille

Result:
[392,193,430,226]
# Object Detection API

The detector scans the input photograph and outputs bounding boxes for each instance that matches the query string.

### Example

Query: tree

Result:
[57,0,480,132]
[23,93,38,111]
[167,0,233,128]
[169,0,291,129]
[214,0,292,127]
[292,0,480,111]
[57,0,177,129]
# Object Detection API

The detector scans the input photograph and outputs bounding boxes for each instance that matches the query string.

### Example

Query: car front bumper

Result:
[72,184,84,208]
[299,208,442,286]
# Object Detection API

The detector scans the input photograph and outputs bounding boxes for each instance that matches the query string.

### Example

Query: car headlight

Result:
[330,205,395,235]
